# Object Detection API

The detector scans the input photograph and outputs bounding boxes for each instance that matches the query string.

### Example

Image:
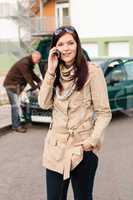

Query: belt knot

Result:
[68,128,75,136]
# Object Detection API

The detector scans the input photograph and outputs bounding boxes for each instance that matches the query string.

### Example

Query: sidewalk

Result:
[0,76,9,104]
[0,76,11,131]
[0,104,11,132]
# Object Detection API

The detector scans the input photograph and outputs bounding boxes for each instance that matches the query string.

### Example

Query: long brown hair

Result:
[50,26,89,91]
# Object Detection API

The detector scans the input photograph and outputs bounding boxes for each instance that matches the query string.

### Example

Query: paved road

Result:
[0,113,133,200]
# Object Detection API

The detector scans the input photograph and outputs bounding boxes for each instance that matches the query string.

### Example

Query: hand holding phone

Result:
[53,49,61,60]
[48,48,61,75]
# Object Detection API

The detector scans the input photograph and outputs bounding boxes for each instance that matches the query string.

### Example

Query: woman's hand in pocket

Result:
[74,141,94,151]
[82,145,94,152]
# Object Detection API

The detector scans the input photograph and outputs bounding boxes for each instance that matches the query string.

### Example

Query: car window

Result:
[105,64,125,85]
[124,61,133,80]
[104,60,123,76]
[108,60,121,68]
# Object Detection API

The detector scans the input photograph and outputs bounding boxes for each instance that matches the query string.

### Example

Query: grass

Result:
[0,100,9,106]
[0,54,18,76]
[0,53,41,76]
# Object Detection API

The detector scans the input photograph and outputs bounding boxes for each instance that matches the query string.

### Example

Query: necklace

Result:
[56,80,77,101]
[60,64,75,81]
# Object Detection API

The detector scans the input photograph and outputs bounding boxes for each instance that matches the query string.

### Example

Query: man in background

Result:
[3,51,42,133]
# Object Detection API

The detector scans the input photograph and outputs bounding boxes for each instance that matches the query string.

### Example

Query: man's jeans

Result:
[6,89,21,128]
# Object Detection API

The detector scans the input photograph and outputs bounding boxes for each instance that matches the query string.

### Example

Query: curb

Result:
[0,125,11,136]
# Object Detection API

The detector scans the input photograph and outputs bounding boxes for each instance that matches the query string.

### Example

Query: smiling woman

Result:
[56,33,77,67]
[38,25,112,200]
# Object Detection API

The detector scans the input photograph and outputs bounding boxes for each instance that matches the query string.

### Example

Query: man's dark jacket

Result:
[3,55,41,94]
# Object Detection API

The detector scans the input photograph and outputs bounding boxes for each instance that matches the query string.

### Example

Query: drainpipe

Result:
[39,0,43,17]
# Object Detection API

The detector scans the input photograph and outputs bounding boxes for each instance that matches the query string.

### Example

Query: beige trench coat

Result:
[38,63,112,180]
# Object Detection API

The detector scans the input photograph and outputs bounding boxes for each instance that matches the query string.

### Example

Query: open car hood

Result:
[36,36,52,78]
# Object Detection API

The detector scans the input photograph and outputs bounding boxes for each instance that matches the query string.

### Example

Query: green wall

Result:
[81,36,133,57]
[0,54,18,75]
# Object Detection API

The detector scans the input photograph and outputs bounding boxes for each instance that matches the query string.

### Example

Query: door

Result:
[105,61,127,111]
[123,60,133,109]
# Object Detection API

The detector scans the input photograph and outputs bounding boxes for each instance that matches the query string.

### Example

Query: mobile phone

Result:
[53,49,61,60]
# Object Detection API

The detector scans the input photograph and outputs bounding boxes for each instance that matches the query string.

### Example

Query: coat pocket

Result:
[44,134,65,161]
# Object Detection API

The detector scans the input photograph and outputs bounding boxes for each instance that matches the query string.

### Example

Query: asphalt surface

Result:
[0,112,133,200]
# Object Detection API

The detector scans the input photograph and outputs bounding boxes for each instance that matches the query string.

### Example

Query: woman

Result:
[38,26,112,200]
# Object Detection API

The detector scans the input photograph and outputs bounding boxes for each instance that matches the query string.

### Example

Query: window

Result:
[62,7,69,25]
[124,61,133,80]
[82,43,98,58]
[108,42,129,57]
[56,3,70,27]
[105,64,125,84]
[31,0,36,3]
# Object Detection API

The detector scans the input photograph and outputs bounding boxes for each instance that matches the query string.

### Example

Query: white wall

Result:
[0,19,19,41]
[70,0,133,38]
[0,0,19,41]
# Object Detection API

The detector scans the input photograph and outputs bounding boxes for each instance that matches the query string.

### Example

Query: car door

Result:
[123,60,133,109]
[105,61,127,111]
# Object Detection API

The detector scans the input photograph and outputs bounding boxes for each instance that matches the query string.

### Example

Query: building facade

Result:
[1,0,132,58]
[69,0,133,57]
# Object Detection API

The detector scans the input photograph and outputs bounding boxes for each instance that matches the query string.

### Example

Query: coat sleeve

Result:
[31,70,41,83]
[38,71,56,109]
[83,64,112,148]
[19,64,39,89]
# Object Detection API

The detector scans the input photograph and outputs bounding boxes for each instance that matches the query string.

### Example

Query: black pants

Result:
[46,151,98,200]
